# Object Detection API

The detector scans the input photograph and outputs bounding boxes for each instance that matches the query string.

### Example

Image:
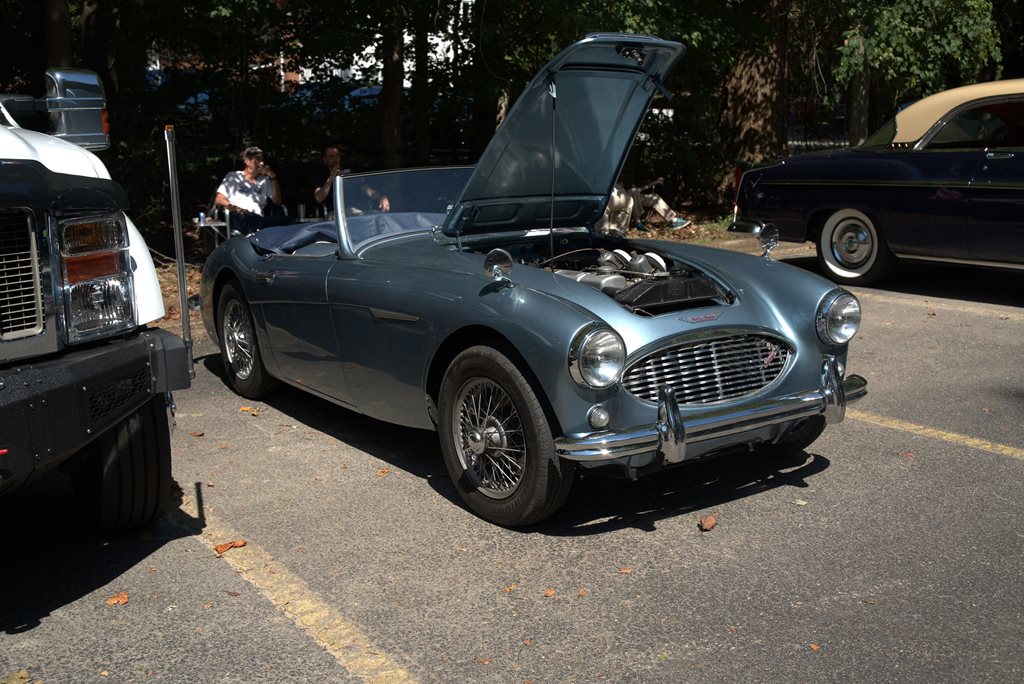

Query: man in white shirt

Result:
[214,146,283,234]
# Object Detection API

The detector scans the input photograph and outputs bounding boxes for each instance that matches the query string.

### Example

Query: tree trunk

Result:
[379,19,404,169]
[719,0,789,200]
[45,0,71,68]
[468,0,502,160]
[81,0,118,105]
[847,36,870,146]
[411,1,431,166]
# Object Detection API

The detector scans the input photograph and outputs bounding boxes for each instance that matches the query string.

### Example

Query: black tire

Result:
[217,282,279,399]
[75,395,172,530]
[755,416,826,458]
[816,208,895,285]
[438,346,574,526]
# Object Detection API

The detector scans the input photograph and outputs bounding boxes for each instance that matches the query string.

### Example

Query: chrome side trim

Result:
[369,307,419,322]
[890,253,1024,271]
[555,355,867,464]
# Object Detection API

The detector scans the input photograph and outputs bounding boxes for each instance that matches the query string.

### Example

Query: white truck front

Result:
[0,69,190,529]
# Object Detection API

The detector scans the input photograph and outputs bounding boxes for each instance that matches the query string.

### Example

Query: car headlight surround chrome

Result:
[816,290,861,345]
[58,212,135,342]
[569,325,625,389]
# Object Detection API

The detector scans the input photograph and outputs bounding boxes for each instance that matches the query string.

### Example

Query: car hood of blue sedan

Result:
[442,33,685,238]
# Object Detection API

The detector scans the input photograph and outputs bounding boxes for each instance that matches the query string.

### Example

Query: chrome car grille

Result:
[622,334,791,404]
[0,209,43,341]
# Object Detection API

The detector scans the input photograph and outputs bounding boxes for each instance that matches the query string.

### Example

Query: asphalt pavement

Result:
[2,242,1022,683]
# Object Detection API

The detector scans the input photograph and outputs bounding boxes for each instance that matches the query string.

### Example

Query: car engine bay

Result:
[476,237,736,316]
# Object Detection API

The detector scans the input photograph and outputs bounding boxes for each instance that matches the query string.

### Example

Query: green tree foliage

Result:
[0,0,1015,231]
[834,0,1001,118]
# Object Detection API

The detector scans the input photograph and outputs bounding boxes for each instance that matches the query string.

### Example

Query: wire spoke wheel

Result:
[453,378,526,498]
[223,298,255,381]
[439,345,574,526]
[216,283,278,399]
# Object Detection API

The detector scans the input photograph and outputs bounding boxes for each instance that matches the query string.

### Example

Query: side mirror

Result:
[483,248,513,284]
[44,68,109,151]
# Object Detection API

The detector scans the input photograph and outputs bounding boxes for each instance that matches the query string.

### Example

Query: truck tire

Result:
[75,395,172,530]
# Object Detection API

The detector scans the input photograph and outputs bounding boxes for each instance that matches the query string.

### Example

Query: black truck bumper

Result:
[0,329,191,495]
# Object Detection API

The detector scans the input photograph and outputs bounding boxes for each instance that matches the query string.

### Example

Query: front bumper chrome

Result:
[554,355,866,464]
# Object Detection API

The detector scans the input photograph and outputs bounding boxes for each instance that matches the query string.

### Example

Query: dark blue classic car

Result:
[733,79,1024,284]
[201,34,867,526]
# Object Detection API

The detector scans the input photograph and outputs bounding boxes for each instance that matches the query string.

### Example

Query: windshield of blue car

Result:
[338,166,473,250]
[340,166,471,217]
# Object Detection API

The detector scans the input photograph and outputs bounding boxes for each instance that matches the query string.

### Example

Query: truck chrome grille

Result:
[0,209,44,341]
[622,334,791,404]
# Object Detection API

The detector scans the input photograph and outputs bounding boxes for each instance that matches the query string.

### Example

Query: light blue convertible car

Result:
[201,33,867,526]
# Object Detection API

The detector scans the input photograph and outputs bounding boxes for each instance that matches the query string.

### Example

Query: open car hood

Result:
[442,33,685,238]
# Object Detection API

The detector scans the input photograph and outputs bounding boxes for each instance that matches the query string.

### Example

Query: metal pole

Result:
[163,124,195,379]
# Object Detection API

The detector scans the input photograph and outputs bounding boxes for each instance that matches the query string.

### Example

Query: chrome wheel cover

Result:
[451,378,526,499]
[830,217,874,269]
[223,298,255,381]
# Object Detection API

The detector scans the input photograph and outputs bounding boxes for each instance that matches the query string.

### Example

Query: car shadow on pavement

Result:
[779,255,1023,308]
[0,475,203,635]
[200,355,832,533]
[531,449,830,536]
[199,354,459,501]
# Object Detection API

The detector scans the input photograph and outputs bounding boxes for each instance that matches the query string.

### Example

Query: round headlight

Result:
[570,327,625,389]
[817,291,861,344]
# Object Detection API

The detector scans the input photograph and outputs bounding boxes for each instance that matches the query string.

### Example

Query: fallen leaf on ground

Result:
[377,468,390,477]
[578,588,588,596]
[523,637,534,646]
[218,442,229,449]
[225,591,240,597]
[249,408,260,417]
[543,588,556,597]
[214,540,247,556]
[475,657,492,665]
[896,451,915,459]
[698,511,718,532]
[105,591,129,606]
[188,431,204,437]
[502,583,518,593]
[791,499,809,506]
[1,668,31,684]
[239,406,252,412]
[617,566,633,575]
[809,643,821,651]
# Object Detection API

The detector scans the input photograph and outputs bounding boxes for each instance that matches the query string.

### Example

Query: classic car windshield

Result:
[859,118,897,149]
[339,166,473,250]
[340,166,472,217]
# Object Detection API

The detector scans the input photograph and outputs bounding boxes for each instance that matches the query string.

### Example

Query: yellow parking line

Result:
[848,409,1024,461]
[178,496,417,684]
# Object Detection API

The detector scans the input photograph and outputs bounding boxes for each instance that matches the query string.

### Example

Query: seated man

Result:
[312,143,390,217]
[626,176,690,229]
[214,146,284,234]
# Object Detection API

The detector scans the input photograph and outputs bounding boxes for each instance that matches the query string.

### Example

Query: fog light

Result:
[588,405,610,430]
[67,274,133,340]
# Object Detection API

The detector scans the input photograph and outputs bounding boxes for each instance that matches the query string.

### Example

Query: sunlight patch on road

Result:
[178,496,416,684]
[848,409,1024,461]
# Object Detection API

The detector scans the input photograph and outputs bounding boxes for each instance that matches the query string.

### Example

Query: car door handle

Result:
[256,272,277,285]
[985,151,1015,159]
